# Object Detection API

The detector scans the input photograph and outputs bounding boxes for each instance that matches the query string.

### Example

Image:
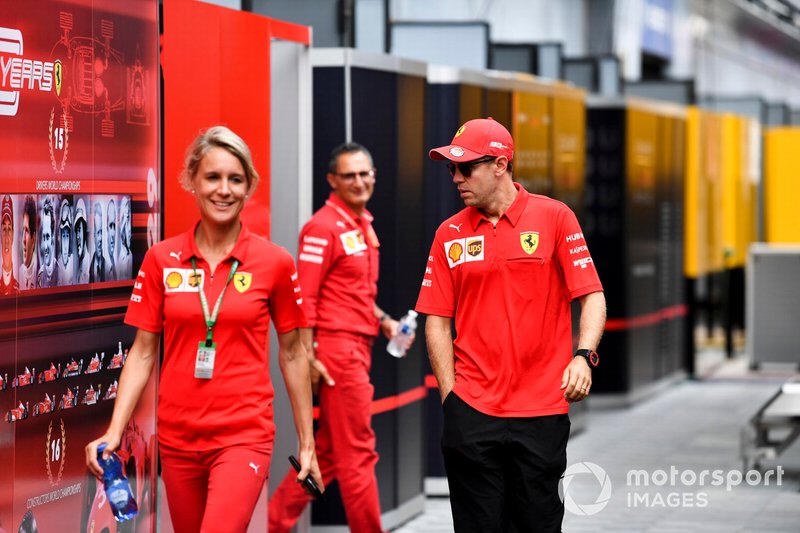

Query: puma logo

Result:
[249,462,260,475]
[449,223,462,232]
[169,251,182,261]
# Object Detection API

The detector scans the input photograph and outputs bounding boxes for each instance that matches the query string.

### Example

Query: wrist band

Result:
[379,313,391,323]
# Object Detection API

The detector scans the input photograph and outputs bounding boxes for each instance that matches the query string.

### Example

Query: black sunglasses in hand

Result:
[446,156,497,177]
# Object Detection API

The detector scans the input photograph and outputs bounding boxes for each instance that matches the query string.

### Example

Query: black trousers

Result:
[441,392,570,533]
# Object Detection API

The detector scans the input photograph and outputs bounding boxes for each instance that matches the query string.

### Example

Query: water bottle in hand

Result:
[97,443,138,522]
[387,310,418,358]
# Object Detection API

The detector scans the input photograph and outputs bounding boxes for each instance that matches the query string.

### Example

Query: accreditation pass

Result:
[195,341,217,379]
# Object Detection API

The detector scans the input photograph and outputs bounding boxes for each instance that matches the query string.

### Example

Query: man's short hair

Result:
[41,196,55,234]
[328,142,374,173]
[23,196,36,234]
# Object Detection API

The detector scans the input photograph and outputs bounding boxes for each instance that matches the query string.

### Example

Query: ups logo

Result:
[467,239,482,256]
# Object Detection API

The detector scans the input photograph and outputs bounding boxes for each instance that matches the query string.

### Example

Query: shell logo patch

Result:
[163,268,202,292]
[234,272,252,293]
[520,231,539,255]
[448,242,463,263]
[340,229,368,256]
[165,271,183,289]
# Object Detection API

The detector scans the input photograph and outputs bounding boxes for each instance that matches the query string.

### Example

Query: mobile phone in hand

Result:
[289,455,324,500]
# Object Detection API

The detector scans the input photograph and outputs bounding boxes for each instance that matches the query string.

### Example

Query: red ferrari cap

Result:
[1,195,12,223]
[429,117,514,162]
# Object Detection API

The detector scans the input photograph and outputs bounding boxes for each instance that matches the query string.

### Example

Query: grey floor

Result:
[392,355,800,532]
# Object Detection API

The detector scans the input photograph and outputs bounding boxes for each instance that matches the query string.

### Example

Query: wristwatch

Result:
[574,349,599,367]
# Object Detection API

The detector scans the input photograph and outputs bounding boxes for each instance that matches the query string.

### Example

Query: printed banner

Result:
[0,1,159,531]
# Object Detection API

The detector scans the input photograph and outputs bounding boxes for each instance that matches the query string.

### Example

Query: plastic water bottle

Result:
[97,443,139,522]
[387,310,418,358]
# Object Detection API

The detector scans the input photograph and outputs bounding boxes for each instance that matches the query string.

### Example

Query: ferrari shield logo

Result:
[234,273,252,293]
[520,232,539,255]
[54,60,62,97]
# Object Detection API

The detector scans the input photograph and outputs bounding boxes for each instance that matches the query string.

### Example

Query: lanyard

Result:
[191,257,239,347]
[325,200,380,247]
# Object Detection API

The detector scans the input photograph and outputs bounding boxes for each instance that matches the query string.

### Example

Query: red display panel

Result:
[0,1,159,531]
[163,0,272,240]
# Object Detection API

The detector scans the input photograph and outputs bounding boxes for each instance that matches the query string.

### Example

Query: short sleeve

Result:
[296,219,335,326]
[269,250,309,333]
[554,207,603,300]
[124,247,164,333]
[415,233,455,317]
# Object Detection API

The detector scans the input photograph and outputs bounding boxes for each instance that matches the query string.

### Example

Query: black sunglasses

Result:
[446,157,496,177]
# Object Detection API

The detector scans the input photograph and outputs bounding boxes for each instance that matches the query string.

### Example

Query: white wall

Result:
[391,0,587,56]
[687,0,800,106]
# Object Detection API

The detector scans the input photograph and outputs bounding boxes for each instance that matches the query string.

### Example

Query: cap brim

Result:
[429,145,485,161]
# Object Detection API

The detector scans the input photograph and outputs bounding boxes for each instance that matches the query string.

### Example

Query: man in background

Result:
[269,142,411,533]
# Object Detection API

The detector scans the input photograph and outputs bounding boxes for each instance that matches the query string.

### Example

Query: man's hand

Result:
[380,317,398,340]
[561,356,591,402]
[309,357,334,394]
[380,317,416,349]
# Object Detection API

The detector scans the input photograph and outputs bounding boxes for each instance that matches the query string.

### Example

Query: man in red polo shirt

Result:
[417,118,606,532]
[269,142,406,533]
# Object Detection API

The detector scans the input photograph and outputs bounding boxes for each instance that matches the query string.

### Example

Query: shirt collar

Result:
[183,221,251,265]
[467,182,529,230]
[327,192,374,224]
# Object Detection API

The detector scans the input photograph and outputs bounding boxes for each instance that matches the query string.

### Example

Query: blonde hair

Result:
[179,126,260,193]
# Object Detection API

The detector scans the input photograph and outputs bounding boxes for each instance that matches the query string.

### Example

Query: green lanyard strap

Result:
[191,258,239,346]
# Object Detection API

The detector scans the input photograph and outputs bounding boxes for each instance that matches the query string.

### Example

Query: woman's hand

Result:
[85,431,121,480]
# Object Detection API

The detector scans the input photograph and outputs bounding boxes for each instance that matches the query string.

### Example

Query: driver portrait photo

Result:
[106,197,117,280]
[19,195,37,290]
[57,196,75,286]
[89,199,105,283]
[37,195,57,288]
[1,194,18,295]
[117,195,133,279]
[74,197,90,285]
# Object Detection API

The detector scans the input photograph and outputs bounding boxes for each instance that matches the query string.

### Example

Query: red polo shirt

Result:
[125,223,307,450]
[416,183,603,417]
[296,193,380,337]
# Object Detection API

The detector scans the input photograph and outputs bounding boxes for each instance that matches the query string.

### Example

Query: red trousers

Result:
[268,331,385,533]
[160,441,272,533]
